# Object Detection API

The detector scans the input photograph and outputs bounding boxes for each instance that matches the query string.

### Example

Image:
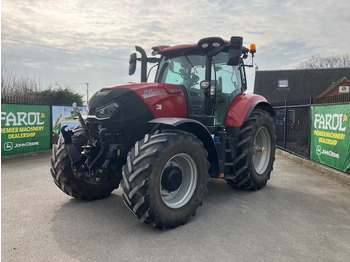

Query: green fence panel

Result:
[310,104,350,173]
[1,104,51,156]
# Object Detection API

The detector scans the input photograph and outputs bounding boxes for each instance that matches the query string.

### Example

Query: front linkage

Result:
[60,104,124,185]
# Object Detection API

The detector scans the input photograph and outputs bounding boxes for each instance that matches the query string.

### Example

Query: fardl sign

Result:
[1,104,51,156]
[310,104,350,173]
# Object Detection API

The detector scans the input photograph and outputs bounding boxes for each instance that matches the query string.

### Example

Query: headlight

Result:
[95,102,119,118]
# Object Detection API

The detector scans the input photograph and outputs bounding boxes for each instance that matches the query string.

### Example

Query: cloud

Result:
[2,0,350,97]
[3,0,349,55]
[21,62,43,69]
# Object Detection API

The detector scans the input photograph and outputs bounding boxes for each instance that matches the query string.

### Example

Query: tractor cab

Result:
[129,36,256,126]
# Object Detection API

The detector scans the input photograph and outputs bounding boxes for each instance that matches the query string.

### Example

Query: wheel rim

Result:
[253,126,271,175]
[160,153,198,209]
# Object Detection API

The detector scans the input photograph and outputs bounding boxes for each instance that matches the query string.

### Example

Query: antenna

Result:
[85,82,89,103]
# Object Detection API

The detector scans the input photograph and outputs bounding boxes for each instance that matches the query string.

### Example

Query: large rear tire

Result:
[121,130,209,228]
[226,109,276,190]
[50,129,120,200]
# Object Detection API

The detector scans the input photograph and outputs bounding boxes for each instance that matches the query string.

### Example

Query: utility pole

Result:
[85,82,89,104]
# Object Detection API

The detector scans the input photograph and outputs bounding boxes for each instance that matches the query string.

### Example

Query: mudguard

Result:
[148,118,219,177]
[225,93,274,127]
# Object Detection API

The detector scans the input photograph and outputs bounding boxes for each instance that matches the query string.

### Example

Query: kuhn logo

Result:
[4,142,13,151]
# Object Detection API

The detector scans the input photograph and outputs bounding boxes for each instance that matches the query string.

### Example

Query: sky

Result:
[2,0,350,104]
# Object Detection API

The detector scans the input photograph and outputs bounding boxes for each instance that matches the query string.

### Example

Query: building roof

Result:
[316,77,350,98]
[253,68,350,104]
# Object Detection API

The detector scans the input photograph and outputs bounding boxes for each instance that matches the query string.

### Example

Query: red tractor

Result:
[51,36,275,228]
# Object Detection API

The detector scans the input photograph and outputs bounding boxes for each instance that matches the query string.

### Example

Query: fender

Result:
[225,93,274,127]
[148,118,219,177]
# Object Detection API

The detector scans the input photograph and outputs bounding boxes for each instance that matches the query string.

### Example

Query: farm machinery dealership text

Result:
[1,111,45,151]
[313,113,347,146]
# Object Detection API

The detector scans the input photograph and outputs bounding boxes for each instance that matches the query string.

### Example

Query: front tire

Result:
[50,129,120,200]
[121,130,209,228]
[226,109,276,190]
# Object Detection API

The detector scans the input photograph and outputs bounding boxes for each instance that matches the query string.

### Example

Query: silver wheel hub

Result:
[253,126,271,175]
[160,153,197,209]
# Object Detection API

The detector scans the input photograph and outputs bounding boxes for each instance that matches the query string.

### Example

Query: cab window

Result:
[212,52,242,125]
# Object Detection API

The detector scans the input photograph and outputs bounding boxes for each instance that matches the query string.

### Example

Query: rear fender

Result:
[148,118,219,177]
[225,93,274,127]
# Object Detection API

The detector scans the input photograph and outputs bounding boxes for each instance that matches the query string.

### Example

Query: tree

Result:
[1,62,83,105]
[38,87,83,106]
[1,62,41,97]
[298,54,350,69]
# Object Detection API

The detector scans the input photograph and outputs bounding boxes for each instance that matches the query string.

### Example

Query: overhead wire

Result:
[2,37,127,61]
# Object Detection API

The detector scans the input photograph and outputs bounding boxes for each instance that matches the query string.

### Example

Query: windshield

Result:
[155,54,205,89]
[155,52,242,93]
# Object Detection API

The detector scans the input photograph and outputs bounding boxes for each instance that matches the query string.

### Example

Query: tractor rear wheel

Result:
[226,109,275,190]
[50,129,120,200]
[121,130,209,228]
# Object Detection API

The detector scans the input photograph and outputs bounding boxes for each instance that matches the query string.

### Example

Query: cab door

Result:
[212,52,243,125]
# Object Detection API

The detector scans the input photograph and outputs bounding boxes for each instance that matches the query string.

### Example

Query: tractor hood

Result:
[101,82,183,94]
[86,82,187,145]
[88,82,187,119]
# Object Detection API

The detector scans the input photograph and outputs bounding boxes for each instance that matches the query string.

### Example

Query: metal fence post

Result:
[283,100,287,149]
[307,97,313,158]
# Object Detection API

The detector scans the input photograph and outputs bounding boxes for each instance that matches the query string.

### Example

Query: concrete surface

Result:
[1,153,350,262]
[276,149,350,186]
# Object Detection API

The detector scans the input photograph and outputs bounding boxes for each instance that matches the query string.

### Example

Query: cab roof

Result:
[152,37,248,56]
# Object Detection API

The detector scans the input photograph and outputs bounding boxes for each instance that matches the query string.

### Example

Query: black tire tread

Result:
[50,131,120,200]
[121,130,209,229]
[226,109,276,190]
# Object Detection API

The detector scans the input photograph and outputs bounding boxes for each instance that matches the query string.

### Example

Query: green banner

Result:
[1,104,51,156]
[310,104,350,173]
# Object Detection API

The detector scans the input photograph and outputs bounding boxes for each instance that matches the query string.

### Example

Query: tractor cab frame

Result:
[129,36,255,124]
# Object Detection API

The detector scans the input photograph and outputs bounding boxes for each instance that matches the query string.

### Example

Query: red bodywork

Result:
[104,83,267,128]
[104,83,187,118]
[225,93,268,127]
[105,83,267,127]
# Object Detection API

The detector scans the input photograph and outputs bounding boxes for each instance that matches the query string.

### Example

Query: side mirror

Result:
[227,36,243,66]
[129,53,137,75]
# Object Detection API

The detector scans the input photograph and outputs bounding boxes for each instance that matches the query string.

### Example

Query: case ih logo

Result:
[142,89,167,98]
[4,142,13,151]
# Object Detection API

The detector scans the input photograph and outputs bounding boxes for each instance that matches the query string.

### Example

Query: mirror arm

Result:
[135,46,148,82]
[244,54,255,68]
[147,57,160,63]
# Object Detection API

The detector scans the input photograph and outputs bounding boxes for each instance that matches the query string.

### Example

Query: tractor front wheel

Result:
[121,130,209,228]
[50,129,120,200]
